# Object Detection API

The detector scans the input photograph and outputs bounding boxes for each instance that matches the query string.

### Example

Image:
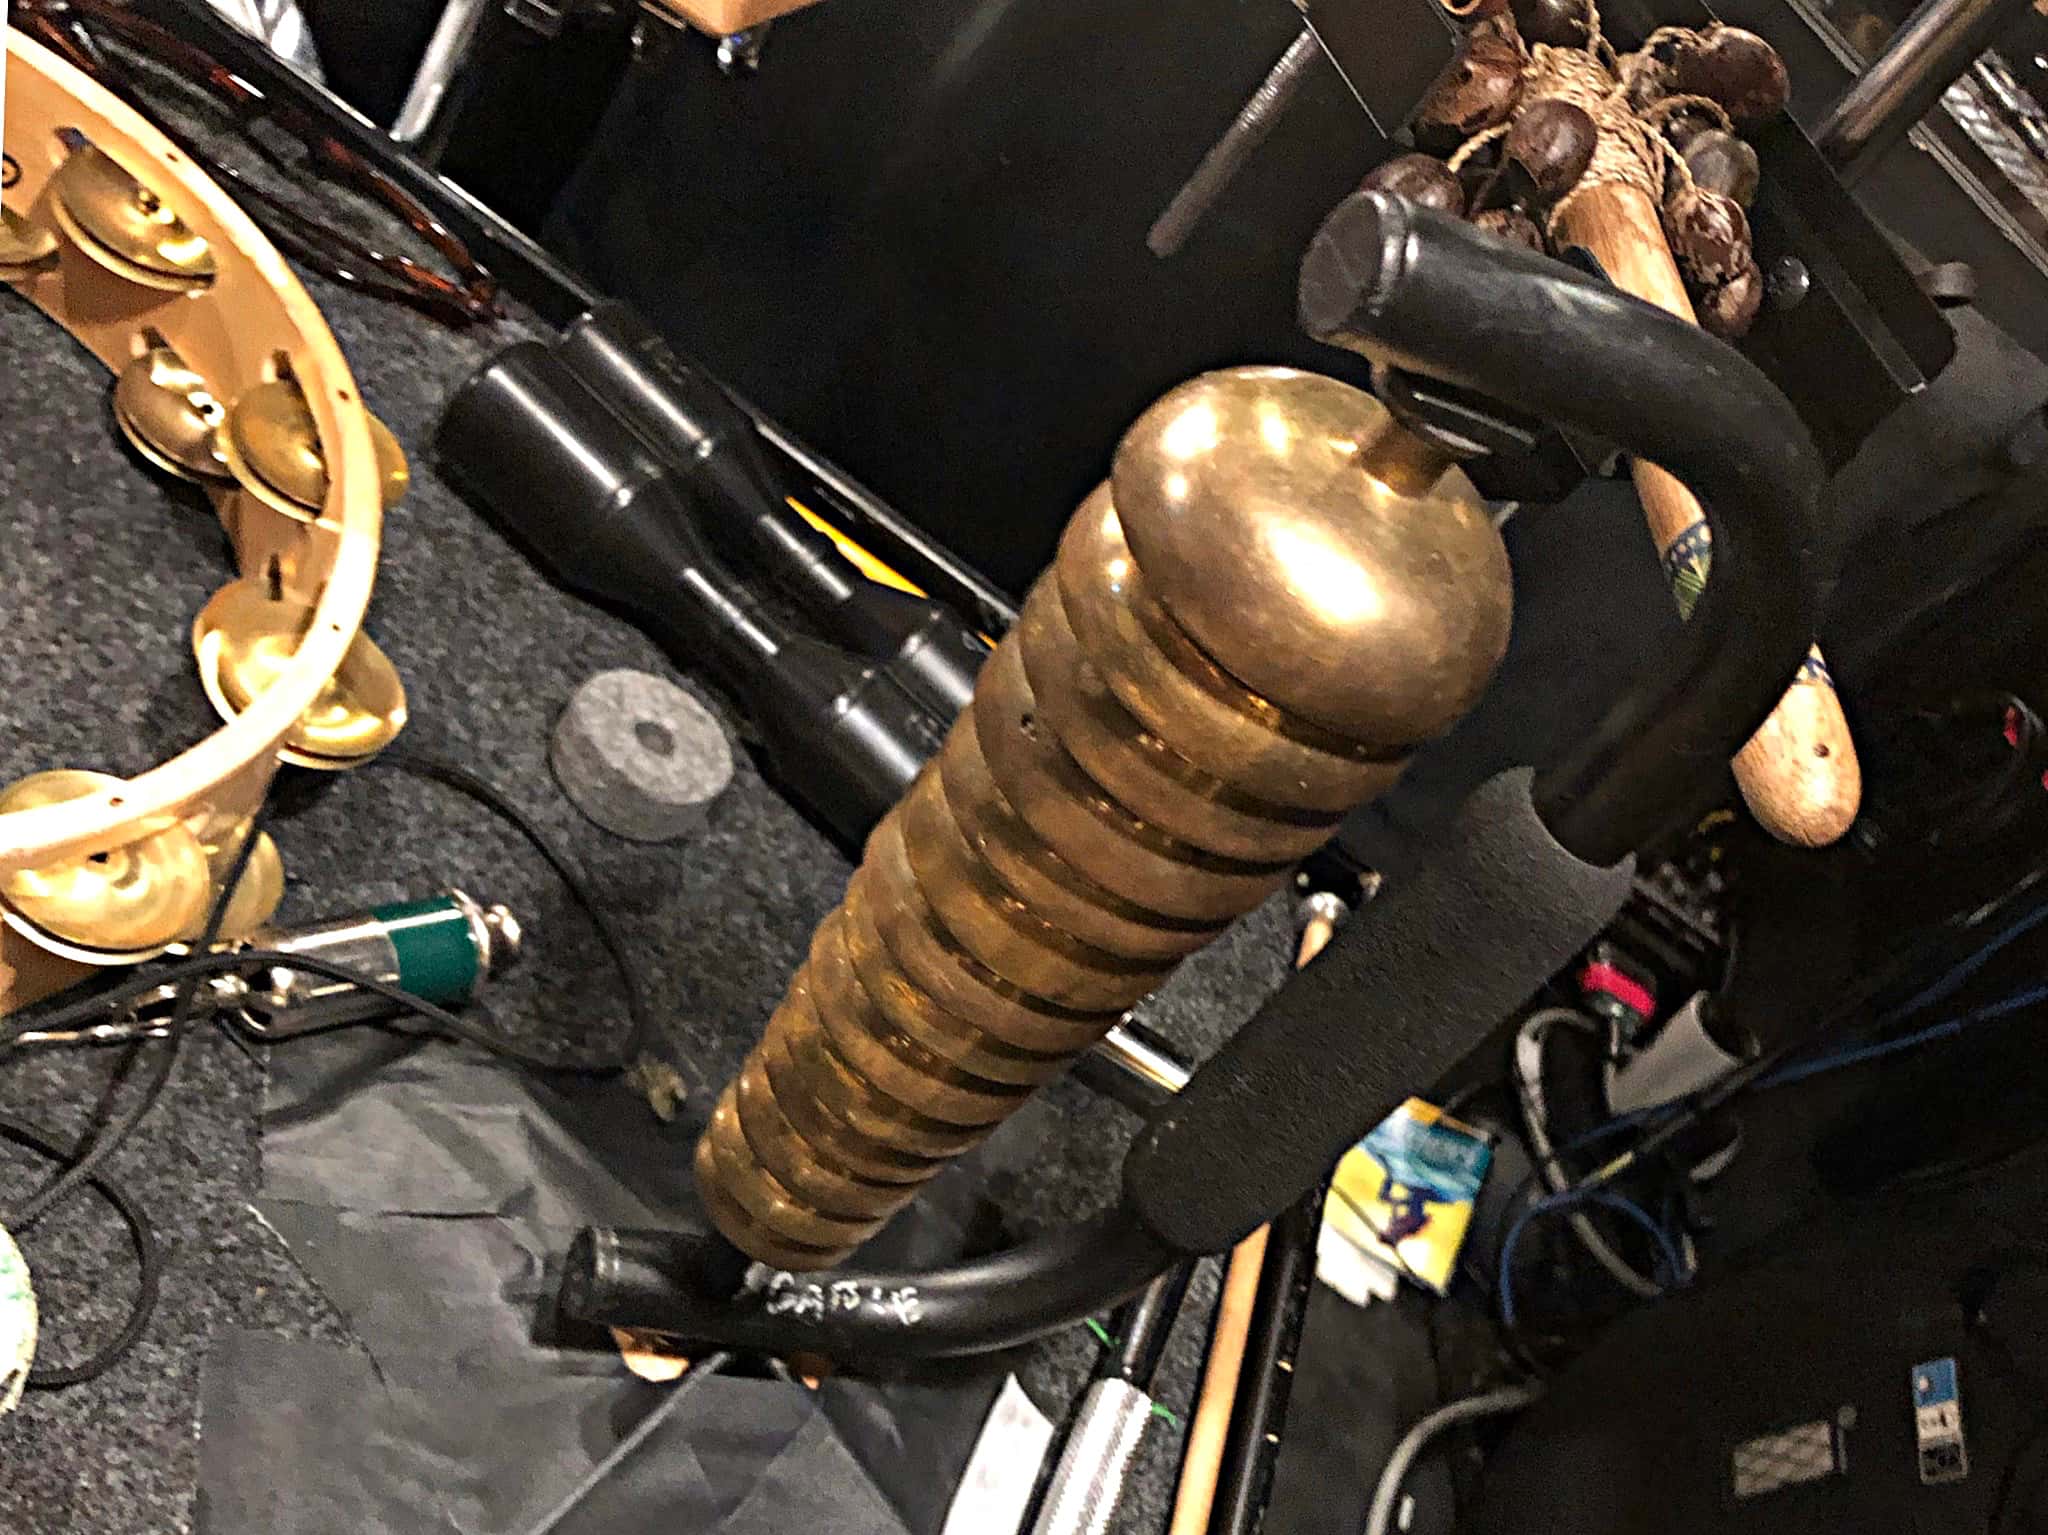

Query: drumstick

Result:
[1168,903,1343,1535]
[1168,1225,1270,1535]
[1553,181,1861,848]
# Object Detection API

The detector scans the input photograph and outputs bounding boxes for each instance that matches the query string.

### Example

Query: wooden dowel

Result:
[1168,1225,1272,1535]
[1553,181,1861,848]
[1168,911,1341,1535]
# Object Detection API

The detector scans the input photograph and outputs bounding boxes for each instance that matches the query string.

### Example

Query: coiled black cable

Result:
[7,811,268,1231]
[1,1112,163,1390]
[373,749,653,1065]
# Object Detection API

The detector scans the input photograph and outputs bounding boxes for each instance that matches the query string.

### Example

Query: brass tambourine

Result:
[0,30,405,1010]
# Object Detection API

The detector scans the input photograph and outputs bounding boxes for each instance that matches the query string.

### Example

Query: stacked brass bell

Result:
[694,367,1516,1270]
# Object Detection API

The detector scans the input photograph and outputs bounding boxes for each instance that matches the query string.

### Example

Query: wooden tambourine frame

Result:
[0,30,388,1012]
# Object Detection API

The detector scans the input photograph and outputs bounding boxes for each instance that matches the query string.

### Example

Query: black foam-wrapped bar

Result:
[1124,770,1631,1254]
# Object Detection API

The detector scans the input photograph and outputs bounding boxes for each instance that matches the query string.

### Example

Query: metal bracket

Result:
[1374,364,1545,460]
[505,0,625,37]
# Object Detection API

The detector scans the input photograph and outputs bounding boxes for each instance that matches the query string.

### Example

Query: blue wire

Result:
[1760,982,2048,1089]
[1883,900,2048,1024]
[1755,897,2048,1089]
[1492,904,2048,1330]
[1497,1187,1688,1329]
[1570,901,2048,1133]
[1506,1105,1678,1214]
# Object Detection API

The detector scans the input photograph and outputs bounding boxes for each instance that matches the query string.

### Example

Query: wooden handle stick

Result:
[1168,1224,1270,1535]
[1167,909,1340,1535]
[1552,182,1860,847]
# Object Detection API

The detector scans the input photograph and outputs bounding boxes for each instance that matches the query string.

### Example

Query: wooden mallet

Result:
[1551,153,1860,847]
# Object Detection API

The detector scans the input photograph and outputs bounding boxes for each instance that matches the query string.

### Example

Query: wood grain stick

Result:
[1554,181,1860,847]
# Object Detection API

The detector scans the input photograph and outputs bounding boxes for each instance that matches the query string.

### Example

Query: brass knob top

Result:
[0,770,213,960]
[1110,367,1511,747]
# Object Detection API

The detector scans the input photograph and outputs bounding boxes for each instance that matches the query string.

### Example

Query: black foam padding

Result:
[1123,770,1633,1255]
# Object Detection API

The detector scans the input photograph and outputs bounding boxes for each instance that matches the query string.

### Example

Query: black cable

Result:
[1107,1261,1193,1387]
[1582,868,2048,1191]
[0,753,651,1073]
[230,947,622,1072]
[373,750,654,1065]
[5,811,267,1231]
[0,1113,163,1390]
[0,745,649,1395]
[7,948,621,1075]
[0,767,635,1385]
[0,816,267,1388]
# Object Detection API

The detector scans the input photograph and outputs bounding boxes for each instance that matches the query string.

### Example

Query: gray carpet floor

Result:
[0,120,1295,1535]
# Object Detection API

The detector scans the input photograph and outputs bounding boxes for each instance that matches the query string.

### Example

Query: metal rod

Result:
[1075,1020,1194,1112]
[1815,0,2038,175]
[1148,29,1323,258]
[392,0,495,144]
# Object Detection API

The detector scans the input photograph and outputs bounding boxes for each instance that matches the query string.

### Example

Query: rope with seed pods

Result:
[1400,1,1769,335]
[1527,48,1666,239]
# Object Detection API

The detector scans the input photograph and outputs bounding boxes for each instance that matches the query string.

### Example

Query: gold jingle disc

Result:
[175,806,286,941]
[372,417,411,506]
[221,380,410,521]
[48,144,217,292]
[113,347,232,482]
[0,770,213,964]
[193,580,408,769]
[198,828,285,941]
[0,205,59,280]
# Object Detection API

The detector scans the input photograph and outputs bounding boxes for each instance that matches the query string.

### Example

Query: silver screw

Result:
[1147,29,1324,258]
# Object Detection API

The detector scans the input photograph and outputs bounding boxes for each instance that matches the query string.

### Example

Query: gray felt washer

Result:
[549,670,735,842]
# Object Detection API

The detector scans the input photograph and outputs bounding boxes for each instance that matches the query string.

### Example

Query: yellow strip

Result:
[789,497,927,597]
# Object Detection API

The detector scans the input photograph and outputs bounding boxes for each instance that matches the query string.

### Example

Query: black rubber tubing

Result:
[560,1213,1173,1365]
[1299,192,1826,867]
